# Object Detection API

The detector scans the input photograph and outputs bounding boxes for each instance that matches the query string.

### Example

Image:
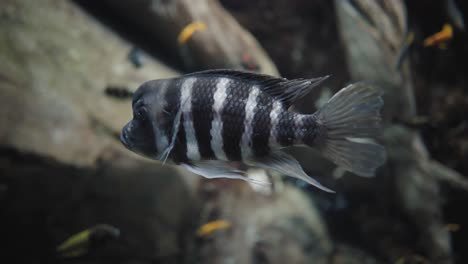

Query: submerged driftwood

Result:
[99,0,279,75]
[4,0,463,262]
[0,1,338,263]
[192,178,382,264]
[0,0,178,167]
[0,0,197,261]
[335,1,465,263]
[0,147,196,261]
[193,180,332,263]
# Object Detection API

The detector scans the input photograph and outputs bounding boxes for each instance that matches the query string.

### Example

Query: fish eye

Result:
[134,107,148,121]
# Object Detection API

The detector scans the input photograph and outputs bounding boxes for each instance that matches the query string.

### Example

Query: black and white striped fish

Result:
[120,69,386,192]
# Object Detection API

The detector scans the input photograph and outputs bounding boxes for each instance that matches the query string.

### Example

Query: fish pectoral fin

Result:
[249,151,335,193]
[157,98,187,163]
[182,160,271,185]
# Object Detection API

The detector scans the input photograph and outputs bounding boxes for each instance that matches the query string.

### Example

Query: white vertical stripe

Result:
[181,78,200,160]
[294,114,305,144]
[269,100,283,148]
[210,78,230,160]
[154,81,170,154]
[240,86,260,160]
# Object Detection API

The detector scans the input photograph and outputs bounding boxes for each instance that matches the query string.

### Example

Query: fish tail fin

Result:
[311,82,386,177]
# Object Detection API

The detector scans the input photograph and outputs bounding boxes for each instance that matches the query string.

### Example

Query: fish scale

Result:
[277,112,296,146]
[220,79,249,161]
[192,79,216,159]
[163,79,188,163]
[252,92,274,157]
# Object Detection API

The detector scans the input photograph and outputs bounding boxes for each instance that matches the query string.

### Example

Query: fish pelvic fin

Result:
[249,151,334,192]
[312,82,386,177]
[182,160,271,186]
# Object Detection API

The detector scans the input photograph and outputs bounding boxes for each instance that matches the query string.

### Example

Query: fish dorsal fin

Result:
[187,69,330,107]
[268,76,330,107]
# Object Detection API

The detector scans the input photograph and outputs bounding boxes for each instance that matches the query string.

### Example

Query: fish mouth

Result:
[120,120,157,157]
[120,131,128,147]
[120,123,132,149]
[120,131,130,149]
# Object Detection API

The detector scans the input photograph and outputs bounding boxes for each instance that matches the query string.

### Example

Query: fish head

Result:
[120,79,170,159]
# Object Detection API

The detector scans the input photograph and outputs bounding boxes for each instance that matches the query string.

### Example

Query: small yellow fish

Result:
[423,23,453,48]
[56,229,91,258]
[196,220,231,237]
[56,224,120,258]
[177,22,207,45]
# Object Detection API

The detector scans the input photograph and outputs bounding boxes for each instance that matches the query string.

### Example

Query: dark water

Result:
[1,0,467,263]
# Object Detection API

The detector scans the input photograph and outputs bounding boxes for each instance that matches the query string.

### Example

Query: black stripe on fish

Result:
[301,115,320,146]
[192,78,216,159]
[172,115,188,163]
[221,80,249,161]
[162,80,181,133]
[252,92,274,157]
[277,112,296,146]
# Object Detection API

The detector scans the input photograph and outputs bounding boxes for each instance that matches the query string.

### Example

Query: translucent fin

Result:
[250,151,335,193]
[268,76,330,107]
[322,139,386,177]
[157,98,186,163]
[185,69,329,107]
[313,82,386,177]
[182,160,271,186]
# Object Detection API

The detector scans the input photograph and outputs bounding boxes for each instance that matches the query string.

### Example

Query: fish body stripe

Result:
[210,78,230,160]
[180,78,201,160]
[240,86,260,160]
[277,111,296,146]
[302,115,320,146]
[173,115,188,163]
[252,93,273,157]
[162,80,188,163]
[154,81,170,154]
[221,80,249,161]
[294,114,305,145]
[269,100,283,148]
[192,79,216,159]
[157,76,313,162]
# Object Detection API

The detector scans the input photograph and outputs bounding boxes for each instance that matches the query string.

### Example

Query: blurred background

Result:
[1,0,467,263]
